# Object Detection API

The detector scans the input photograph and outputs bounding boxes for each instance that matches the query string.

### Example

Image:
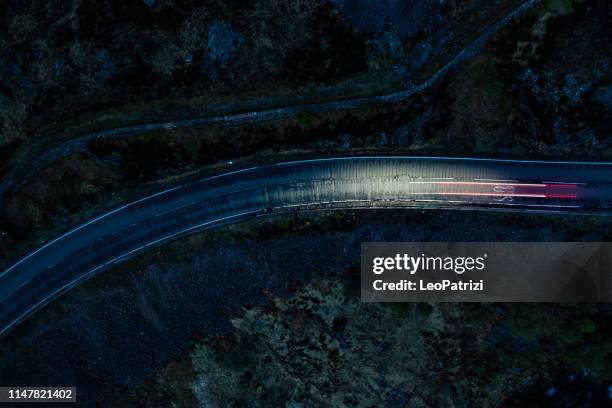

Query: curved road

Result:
[2,155,612,338]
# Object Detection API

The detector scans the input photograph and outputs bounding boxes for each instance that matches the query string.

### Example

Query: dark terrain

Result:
[3,0,611,266]
[1,0,612,407]
[2,210,612,406]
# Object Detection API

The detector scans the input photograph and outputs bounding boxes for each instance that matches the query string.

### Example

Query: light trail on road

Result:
[0,155,611,339]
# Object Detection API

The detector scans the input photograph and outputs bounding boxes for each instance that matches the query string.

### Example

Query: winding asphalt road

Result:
[2,155,612,338]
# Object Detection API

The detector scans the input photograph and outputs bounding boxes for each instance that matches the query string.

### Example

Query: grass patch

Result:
[296,110,316,126]
[467,57,511,112]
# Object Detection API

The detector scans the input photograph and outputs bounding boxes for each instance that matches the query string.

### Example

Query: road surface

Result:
[2,155,612,338]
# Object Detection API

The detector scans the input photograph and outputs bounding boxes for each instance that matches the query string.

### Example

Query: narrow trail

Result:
[0,0,539,199]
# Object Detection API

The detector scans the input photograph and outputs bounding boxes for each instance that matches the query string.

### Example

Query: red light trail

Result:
[421,181,578,199]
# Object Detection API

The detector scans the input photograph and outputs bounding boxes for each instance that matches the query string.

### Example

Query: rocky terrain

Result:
[1,210,612,406]
[1,0,611,268]
[0,1,611,406]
